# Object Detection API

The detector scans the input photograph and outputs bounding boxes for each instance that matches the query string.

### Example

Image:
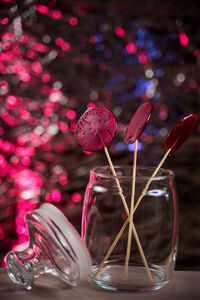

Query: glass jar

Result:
[82,165,178,292]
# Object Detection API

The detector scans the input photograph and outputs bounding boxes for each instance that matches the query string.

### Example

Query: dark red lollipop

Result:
[75,107,117,151]
[165,113,198,156]
[124,102,153,144]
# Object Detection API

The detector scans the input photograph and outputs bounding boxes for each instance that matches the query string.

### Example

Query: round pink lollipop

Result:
[124,102,153,144]
[165,113,198,156]
[75,107,117,151]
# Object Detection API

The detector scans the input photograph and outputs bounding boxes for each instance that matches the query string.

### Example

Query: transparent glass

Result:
[5,203,91,290]
[82,165,178,292]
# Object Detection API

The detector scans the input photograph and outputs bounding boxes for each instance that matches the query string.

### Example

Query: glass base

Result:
[89,261,170,292]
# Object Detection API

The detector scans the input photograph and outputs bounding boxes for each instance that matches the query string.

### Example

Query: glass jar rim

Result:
[90,165,175,181]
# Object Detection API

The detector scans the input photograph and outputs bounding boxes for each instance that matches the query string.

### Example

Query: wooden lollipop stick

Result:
[99,134,129,215]
[133,148,171,214]
[96,135,153,282]
[124,139,138,279]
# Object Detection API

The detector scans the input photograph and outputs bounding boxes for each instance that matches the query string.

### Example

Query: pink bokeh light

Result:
[69,17,78,26]
[138,53,148,64]
[66,110,76,120]
[51,189,62,202]
[179,32,189,47]
[14,169,43,191]
[114,26,125,38]
[1,18,9,25]
[36,5,49,14]
[126,42,137,54]
[72,192,82,203]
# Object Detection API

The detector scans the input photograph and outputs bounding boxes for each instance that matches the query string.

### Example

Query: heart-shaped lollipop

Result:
[75,107,117,152]
[124,102,153,144]
[165,113,198,156]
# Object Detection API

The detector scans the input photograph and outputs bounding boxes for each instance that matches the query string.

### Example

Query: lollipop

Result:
[75,107,117,152]
[124,102,153,144]
[76,107,130,214]
[165,113,198,156]
[124,102,153,279]
[133,113,198,213]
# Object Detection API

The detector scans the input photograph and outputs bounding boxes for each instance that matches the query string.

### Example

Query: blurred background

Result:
[0,0,199,270]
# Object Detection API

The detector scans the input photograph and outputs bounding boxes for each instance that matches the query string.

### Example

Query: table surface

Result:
[0,268,199,300]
